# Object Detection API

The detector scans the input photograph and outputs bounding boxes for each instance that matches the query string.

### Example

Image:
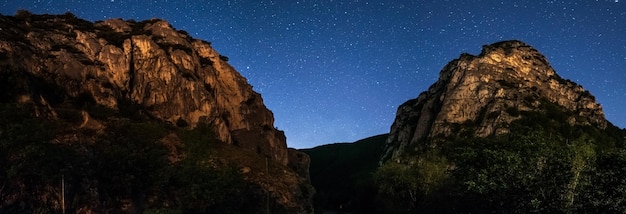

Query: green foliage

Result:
[374,162,418,211]
[447,131,578,212]
[0,102,250,213]
[576,149,626,213]
[0,104,81,213]
[165,163,246,213]
[158,122,247,213]
[370,122,623,213]
[365,101,626,213]
[374,152,450,213]
[176,123,215,160]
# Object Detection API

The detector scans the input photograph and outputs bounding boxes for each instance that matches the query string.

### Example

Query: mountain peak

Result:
[474,40,555,77]
[382,40,606,161]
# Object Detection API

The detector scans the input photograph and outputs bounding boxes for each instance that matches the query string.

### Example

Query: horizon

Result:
[2,0,625,149]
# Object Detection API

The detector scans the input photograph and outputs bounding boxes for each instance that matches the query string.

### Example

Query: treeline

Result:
[301,134,387,213]
[375,102,626,213]
[0,103,253,213]
[307,101,626,213]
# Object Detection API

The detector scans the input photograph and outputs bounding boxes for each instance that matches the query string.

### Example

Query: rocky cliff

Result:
[0,11,293,165]
[382,40,607,161]
[0,11,312,213]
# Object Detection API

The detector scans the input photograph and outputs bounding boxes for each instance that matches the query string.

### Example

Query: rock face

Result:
[382,40,606,161]
[0,12,311,212]
[0,12,290,164]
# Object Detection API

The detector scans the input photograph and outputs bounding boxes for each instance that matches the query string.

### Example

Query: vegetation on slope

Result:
[375,101,626,213]
[304,100,625,213]
[301,134,387,213]
[1,11,311,213]
[0,103,277,213]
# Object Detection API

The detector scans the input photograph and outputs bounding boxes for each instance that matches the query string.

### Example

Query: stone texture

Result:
[0,12,311,212]
[0,13,291,164]
[382,40,607,161]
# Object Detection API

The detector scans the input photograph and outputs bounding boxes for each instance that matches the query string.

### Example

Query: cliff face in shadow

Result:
[0,11,312,213]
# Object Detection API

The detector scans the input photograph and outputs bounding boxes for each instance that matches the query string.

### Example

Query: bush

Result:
[219,55,229,61]
[199,57,213,67]
[14,9,33,20]
[374,153,450,213]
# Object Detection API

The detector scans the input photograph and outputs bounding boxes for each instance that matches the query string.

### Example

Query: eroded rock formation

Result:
[0,11,311,212]
[382,40,606,161]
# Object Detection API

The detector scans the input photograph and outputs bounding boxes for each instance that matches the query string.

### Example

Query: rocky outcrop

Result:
[0,12,291,164]
[382,40,606,161]
[0,11,311,212]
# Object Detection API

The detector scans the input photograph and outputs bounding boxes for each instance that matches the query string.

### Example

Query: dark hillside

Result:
[301,134,387,213]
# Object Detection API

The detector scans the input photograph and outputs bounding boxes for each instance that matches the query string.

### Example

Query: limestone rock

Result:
[382,40,607,161]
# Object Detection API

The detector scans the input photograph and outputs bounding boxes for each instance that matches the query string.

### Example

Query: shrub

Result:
[177,29,189,36]
[219,55,229,61]
[95,25,129,48]
[14,9,33,20]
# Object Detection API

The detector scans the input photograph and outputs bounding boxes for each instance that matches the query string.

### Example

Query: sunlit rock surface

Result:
[382,40,606,161]
[0,12,311,213]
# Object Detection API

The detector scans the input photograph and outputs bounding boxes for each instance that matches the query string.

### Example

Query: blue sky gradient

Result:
[2,0,625,148]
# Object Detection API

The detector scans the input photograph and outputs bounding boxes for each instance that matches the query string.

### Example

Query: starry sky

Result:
[2,0,625,149]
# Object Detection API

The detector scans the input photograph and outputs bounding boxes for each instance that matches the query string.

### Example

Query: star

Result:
[0,0,624,148]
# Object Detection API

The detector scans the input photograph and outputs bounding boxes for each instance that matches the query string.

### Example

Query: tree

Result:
[374,152,449,212]
[577,149,626,213]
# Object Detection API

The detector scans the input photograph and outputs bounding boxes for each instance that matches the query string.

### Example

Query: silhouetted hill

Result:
[301,134,387,213]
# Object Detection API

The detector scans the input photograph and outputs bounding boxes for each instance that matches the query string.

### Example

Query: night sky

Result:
[2,0,625,149]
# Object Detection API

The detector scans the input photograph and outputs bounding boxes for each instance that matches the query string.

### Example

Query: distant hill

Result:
[300,134,387,213]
